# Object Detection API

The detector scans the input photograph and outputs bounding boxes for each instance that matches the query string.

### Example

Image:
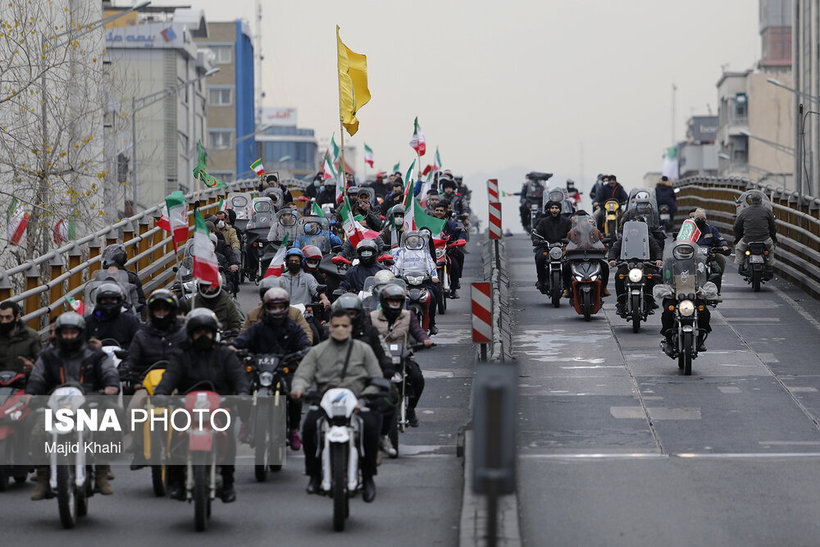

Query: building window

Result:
[212,46,232,64]
[734,93,748,120]
[208,88,232,106]
[209,130,233,149]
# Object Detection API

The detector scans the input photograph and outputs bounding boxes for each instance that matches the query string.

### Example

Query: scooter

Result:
[0,370,31,491]
[603,200,621,242]
[567,252,605,321]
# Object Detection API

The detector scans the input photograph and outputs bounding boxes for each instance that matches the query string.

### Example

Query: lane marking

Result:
[519,452,820,460]
[770,284,820,333]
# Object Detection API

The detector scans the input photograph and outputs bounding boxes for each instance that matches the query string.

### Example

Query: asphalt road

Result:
[0,247,482,545]
[508,233,820,546]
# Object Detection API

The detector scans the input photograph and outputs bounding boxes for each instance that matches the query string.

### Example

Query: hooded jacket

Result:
[0,320,42,373]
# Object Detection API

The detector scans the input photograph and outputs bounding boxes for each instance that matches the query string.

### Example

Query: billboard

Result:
[260,107,298,127]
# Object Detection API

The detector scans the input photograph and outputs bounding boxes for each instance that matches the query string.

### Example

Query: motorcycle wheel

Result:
[631,294,642,333]
[151,466,166,497]
[76,470,89,517]
[582,291,592,321]
[254,406,269,483]
[193,464,208,532]
[57,465,77,529]
[550,271,562,308]
[0,441,9,491]
[680,332,693,376]
[331,443,348,532]
[438,289,447,315]
[752,269,761,292]
[388,411,400,459]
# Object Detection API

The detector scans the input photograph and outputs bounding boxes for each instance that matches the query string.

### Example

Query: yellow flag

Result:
[337,26,371,136]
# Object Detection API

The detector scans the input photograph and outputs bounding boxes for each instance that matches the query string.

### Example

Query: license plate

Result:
[749,255,764,263]
[660,213,670,220]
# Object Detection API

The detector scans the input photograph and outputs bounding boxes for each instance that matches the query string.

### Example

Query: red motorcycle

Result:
[0,370,31,491]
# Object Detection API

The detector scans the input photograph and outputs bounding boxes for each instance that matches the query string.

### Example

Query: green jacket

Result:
[0,321,43,373]
[291,337,381,397]
[181,291,244,332]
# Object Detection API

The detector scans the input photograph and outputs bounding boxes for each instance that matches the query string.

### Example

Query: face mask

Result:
[0,321,14,334]
[192,335,213,352]
[217,220,225,229]
[394,216,404,226]
[329,325,351,341]
[286,262,301,274]
[320,185,326,192]
[314,180,321,187]
[58,335,83,353]
[150,314,173,330]
[695,220,707,230]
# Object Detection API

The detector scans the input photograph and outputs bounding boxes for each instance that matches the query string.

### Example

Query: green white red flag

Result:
[322,151,338,181]
[339,195,379,248]
[66,295,85,315]
[192,210,220,286]
[157,191,188,252]
[250,158,265,176]
[6,198,30,246]
[310,200,326,218]
[676,219,701,243]
[364,143,374,168]
[409,116,426,156]
[53,216,76,245]
[264,233,290,278]
[433,146,441,171]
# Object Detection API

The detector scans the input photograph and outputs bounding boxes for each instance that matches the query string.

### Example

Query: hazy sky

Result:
[144,0,760,229]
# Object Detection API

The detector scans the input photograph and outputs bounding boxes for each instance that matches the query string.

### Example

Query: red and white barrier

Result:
[487,179,502,240]
[471,282,493,344]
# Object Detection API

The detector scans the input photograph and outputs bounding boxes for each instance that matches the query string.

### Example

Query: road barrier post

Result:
[472,282,492,360]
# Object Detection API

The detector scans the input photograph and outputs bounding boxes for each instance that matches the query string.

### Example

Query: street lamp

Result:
[767,78,820,105]
[738,130,794,156]
[131,67,220,207]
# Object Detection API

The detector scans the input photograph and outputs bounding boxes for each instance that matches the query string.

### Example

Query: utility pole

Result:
[793,0,802,197]
[672,83,677,143]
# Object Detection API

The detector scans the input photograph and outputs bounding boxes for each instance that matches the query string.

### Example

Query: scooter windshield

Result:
[662,240,707,296]
[566,217,605,253]
[620,221,651,261]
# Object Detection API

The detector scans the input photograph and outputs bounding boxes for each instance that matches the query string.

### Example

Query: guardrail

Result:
[673,175,820,299]
[0,178,260,336]
[481,235,514,362]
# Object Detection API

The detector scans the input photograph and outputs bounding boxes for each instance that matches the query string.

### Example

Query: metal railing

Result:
[0,178,260,335]
[673,175,820,298]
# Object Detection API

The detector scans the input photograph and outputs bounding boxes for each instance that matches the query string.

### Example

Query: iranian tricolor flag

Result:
[158,191,188,252]
[364,143,374,168]
[433,147,441,171]
[192,210,220,286]
[409,116,426,156]
[339,196,368,248]
[322,151,338,181]
[250,158,265,176]
[6,198,30,246]
[66,295,85,316]
[392,161,400,174]
[676,219,701,243]
[330,134,341,164]
[53,217,76,245]
[404,158,416,187]
[310,200,326,218]
[263,233,290,278]
[412,197,446,236]
[402,185,416,233]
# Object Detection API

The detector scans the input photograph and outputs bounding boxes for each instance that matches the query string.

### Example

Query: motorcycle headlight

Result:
[436,248,445,259]
[549,247,563,260]
[589,274,598,281]
[259,371,274,387]
[628,268,643,283]
[679,300,695,317]
[407,275,424,285]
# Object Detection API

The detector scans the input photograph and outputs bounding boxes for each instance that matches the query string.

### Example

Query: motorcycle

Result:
[402,270,433,333]
[435,237,466,313]
[305,378,390,532]
[699,245,731,294]
[385,343,426,458]
[565,220,607,321]
[739,241,773,292]
[659,204,673,232]
[242,351,302,482]
[0,370,31,491]
[603,200,621,242]
[616,260,657,333]
[532,233,564,307]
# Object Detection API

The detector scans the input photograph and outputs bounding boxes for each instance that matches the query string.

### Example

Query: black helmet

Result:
[356,239,379,266]
[389,204,406,222]
[102,244,127,269]
[544,200,561,212]
[94,282,125,320]
[257,275,281,301]
[55,311,86,353]
[379,283,406,321]
[185,308,220,337]
[331,293,364,327]
[261,287,290,326]
[147,289,178,330]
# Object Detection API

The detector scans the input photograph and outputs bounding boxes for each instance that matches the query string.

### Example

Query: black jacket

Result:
[26,344,118,395]
[353,316,394,378]
[154,341,250,396]
[85,309,141,348]
[232,318,311,356]
[533,214,572,245]
[595,183,629,205]
[124,318,187,376]
[734,205,777,243]
[380,192,405,215]
[339,263,388,293]
[607,232,662,261]
[655,183,677,214]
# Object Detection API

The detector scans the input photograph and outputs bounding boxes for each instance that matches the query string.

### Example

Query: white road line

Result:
[519,452,820,460]
[770,284,820,332]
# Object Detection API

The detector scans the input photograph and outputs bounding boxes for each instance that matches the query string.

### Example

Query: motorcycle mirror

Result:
[453,239,467,247]
[377,254,393,262]
[172,266,179,272]
[331,256,352,265]
[315,284,327,294]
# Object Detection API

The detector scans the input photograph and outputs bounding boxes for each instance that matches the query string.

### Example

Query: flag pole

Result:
[336,25,347,201]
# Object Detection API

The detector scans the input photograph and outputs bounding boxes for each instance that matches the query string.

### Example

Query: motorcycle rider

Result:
[607,219,663,315]
[232,288,311,451]
[155,308,250,503]
[179,276,244,333]
[0,300,42,374]
[370,171,391,199]
[315,179,338,207]
[655,175,677,221]
[370,283,432,430]
[26,312,119,499]
[589,174,605,209]
[290,309,383,502]
[391,231,440,335]
[519,174,545,231]
[85,282,141,349]
[733,192,777,271]
[566,179,582,207]
[264,173,293,205]
[691,208,730,293]
[380,177,406,216]
[440,178,467,219]
[353,188,383,231]
[100,243,146,315]
[276,248,332,310]
[240,276,313,342]
[433,200,466,298]
[381,204,406,249]
[215,210,241,257]
[593,175,628,230]
[266,206,300,244]
[292,218,342,255]
[339,239,388,294]
[532,200,572,293]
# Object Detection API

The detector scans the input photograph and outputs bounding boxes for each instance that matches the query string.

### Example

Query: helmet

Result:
[55,311,86,353]
[544,200,561,212]
[672,243,695,261]
[185,308,220,338]
[635,191,651,201]
[257,275,282,301]
[379,283,406,321]
[285,247,304,260]
[198,275,222,299]
[101,244,127,269]
[147,289,178,330]
[95,282,125,319]
[279,209,297,226]
[356,239,379,266]
[374,269,395,285]
[331,293,364,327]
[403,230,424,251]
[749,192,763,205]
[303,220,321,235]
[261,287,290,326]
[302,245,322,272]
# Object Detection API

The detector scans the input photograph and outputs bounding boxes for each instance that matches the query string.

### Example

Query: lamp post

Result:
[130,67,220,209]
[738,130,794,156]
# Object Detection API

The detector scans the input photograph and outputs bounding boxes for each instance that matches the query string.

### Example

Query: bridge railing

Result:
[673,175,820,298]
[0,178,259,335]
